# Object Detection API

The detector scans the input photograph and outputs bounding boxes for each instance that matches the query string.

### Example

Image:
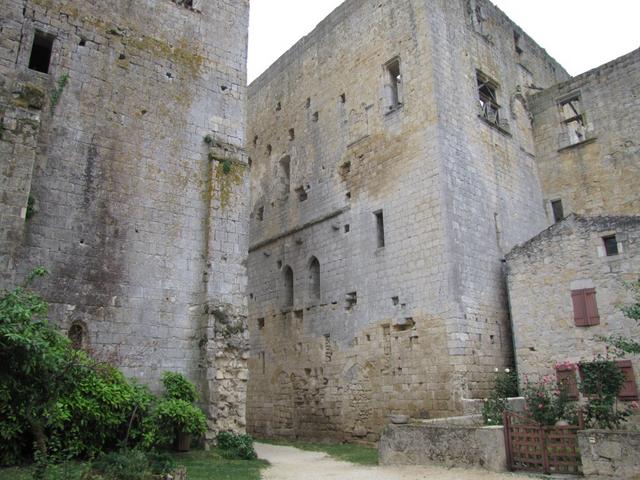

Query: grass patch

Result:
[0,449,268,480]
[259,439,378,466]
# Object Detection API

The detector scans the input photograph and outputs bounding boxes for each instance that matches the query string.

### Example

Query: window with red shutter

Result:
[556,366,579,400]
[617,360,639,401]
[571,288,599,326]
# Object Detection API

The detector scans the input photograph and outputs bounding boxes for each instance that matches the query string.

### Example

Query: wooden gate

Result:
[503,411,584,475]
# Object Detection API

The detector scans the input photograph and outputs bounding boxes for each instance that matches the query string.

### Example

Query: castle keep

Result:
[246,0,640,442]
[0,0,250,436]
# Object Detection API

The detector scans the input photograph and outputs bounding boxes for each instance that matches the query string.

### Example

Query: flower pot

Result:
[175,431,191,452]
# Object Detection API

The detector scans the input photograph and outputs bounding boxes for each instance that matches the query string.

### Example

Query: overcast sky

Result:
[248,0,640,83]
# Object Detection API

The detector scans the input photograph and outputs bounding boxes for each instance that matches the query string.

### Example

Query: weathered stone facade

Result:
[506,215,640,392]
[0,0,250,436]
[246,0,570,442]
[530,48,640,218]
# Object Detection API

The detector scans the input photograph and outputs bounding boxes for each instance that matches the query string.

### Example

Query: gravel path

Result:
[255,443,539,480]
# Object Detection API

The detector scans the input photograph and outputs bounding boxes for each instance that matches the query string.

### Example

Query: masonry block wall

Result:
[0,0,250,435]
[506,215,640,399]
[529,48,640,218]
[246,0,568,442]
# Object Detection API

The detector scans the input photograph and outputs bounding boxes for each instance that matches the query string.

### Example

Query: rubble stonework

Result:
[0,0,250,436]
[506,215,640,391]
[246,0,570,442]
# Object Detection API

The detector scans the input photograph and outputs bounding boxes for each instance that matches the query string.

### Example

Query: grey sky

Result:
[248,0,640,83]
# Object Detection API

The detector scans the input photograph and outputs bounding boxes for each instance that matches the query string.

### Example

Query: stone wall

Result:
[246,0,568,442]
[529,48,640,218]
[379,422,507,472]
[578,430,640,479]
[0,0,250,435]
[506,215,640,393]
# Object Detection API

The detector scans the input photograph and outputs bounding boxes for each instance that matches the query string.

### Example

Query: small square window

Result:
[603,235,618,256]
[29,31,55,74]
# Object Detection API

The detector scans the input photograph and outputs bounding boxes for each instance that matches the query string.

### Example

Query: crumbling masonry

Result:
[246,0,640,443]
[0,0,250,437]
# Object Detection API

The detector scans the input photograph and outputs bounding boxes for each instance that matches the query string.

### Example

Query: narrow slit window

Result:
[559,96,586,145]
[551,199,564,223]
[29,31,54,74]
[374,210,385,248]
[603,235,619,256]
[384,58,403,111]
[283,266,294,309]
[308,257,320,301]
[278,155,291,199]
[477,71,501,127]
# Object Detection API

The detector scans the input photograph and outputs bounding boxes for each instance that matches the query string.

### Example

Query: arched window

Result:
[308,256,320,301]
[283,266,294,308]
[68,322,85,349]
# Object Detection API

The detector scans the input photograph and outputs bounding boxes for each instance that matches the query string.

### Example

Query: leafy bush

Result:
[92,450,151,480]
[151,399,207,447]
[580,357,632,429]
[482,369,518,425]
[216,432,257,460]
[523,375,575,425]
[161,371,198,403]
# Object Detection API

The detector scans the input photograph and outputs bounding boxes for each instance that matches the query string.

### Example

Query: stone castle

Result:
[1,0,638,444]
[245,0,639,442]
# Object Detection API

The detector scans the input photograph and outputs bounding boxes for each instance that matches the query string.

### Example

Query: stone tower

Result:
[0,0,250,436]
[246,0,569,442]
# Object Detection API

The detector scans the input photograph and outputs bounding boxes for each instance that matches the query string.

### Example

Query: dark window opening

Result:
[288,128,295,141]
[257,206,264,221]
[374,210,385,248]
[339,93,346,104]
[572,288,599,327]
[253,135,258,146]
[305,97,311,109]
[257,318,265,330]
[393,317,415,332]
[308,257,320,301]
[340,161,351,176]
[277,260,282,269]
[344,224,350,233]
[345,291,357,310]
[283,266,294,309]
[477,71,501,127]
[260,351,266,374]
[392,296,399,306]
[551,199,564,223]
[384,58,402,111]
[79,38,86,47]
[68,322,85,350]
[312,111,319,122]
[559,96,586,145]
[29,31,54,74]
[513,30,523,54]
[276,101,282,111]
[266,144,272,155]
[295,186,307,202]
[603,235,619,256]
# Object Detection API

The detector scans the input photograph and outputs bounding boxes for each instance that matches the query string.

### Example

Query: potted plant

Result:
[152,372,207,451]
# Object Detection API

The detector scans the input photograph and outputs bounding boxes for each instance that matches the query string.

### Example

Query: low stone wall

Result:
[578,430,640,479]
[461,397,526,416]
[379,422,507,472]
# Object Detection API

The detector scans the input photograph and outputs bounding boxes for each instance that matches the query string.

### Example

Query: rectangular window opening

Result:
[384,58,402,111]
[477,71,501,127]
[603,235,619,256]
[551,199,564,223]
[374,210,385,248]
[257,206,264,221]
[559,96,586,145]
[257,318,265,330]
[571,288,600,327]
[345,291,357,310]
[29,31,55,74]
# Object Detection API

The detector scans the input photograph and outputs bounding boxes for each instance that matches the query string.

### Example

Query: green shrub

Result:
[482,369,518,425]
[216,432,257,460]
[92,450,151,480]
[580,357,631,429]
[161,372,198,403]
[151,399,207,448]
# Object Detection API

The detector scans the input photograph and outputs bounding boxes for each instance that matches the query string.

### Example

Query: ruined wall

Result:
[506,215,640,393]
[246,0,568,442]
[529,48,640,218]
[0,0,250,435]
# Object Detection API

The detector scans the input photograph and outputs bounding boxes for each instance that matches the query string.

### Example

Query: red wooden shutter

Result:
[584,289,600,326]
[572,290,588,326]
[556,367,579,400]
[617,360,639,401]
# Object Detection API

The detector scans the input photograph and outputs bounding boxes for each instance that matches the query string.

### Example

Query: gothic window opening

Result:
[283,265,294,309]
[68,322,85,349]
[308,256,320,301]
[29,31,54,74]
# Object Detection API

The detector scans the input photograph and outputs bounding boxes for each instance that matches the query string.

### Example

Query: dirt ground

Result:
[255,443,542,480]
